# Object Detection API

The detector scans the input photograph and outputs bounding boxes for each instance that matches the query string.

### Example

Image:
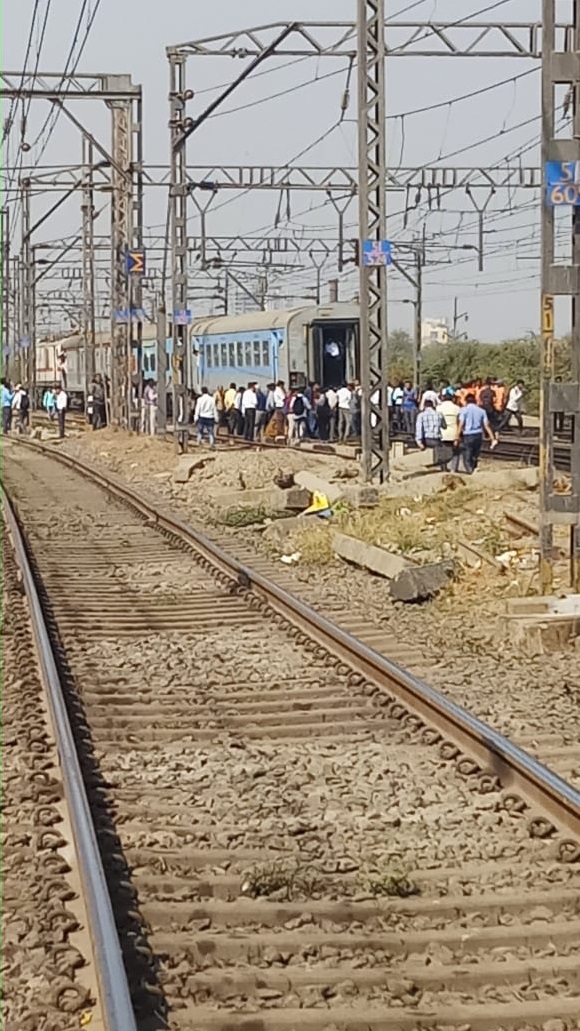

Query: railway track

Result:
[3,439,580,1031]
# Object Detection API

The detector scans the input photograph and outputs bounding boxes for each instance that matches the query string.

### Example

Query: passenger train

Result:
[35,302,360,408]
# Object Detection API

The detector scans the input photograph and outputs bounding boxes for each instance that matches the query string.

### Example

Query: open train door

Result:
[310,320,359,389]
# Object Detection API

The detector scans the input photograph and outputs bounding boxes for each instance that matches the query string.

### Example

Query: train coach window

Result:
[220,343,228,367]
[206,345,212,368]
[143,355,150,373]
[244,341,252,368]
[236,341,243,367]
[253,340,261,367]
[213,343,219,367]
[262,341,270,366]
[150,354,156,373]
[228,342,236,367]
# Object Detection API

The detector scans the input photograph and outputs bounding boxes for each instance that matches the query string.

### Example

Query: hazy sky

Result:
[3,0,568,340]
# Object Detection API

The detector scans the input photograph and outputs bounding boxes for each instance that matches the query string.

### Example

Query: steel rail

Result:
[10,437,580,844]
[1,486,138,1031]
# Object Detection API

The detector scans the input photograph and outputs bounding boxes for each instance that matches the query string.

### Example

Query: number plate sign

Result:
[545,161,580,206]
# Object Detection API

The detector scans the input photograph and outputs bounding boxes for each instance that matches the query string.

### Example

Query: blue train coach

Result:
[192,302,360,393]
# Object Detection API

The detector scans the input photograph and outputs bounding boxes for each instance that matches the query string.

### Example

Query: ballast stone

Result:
[390,560,457,602]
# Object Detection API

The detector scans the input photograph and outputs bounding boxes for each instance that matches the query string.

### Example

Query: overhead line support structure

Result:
[168,14,561,481]
[540,1,580,592]
[0,72,142,427]
[1,207,10,379]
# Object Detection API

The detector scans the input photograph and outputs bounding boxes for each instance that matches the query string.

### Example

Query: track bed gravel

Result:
[57,432,580,783]
[1,530,97,1031]
[3,443,580,1031]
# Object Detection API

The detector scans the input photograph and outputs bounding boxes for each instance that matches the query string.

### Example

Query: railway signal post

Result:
[540,0,580,593]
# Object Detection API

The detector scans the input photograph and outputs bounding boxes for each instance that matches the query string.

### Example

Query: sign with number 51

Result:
[546,161,580,206]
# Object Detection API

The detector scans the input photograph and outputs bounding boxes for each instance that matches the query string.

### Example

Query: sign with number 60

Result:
[546,161,580,207]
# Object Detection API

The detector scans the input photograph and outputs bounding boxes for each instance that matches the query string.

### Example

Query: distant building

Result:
[421,318,449,348]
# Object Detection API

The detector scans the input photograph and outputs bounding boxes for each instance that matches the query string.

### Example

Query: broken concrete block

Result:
[389,560,457,602]
[282,486,310,511]
[333,532,410,579]
[506,594,580,654]
[342,485,379,508]
[294,471,345,504]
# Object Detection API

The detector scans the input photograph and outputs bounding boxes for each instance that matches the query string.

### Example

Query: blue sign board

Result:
[2,345,12,357]
[362,239,392,267]
[19,336,30,350]
[173,309,192,326]
[114,307,147,322]
[125,249,146,276]
[545,161,580,207]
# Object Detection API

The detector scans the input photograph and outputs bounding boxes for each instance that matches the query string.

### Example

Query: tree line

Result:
[387,331,572,414]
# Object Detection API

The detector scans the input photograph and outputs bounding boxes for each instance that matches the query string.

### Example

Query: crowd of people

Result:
[1,377,69,438]
[194,375,526,450]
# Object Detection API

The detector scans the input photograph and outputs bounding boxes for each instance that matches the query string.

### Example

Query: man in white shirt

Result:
[501,380,525,431]
[336,383,353,441]
[325,386,338,440]
[194,386,217,447]
[273,380,286,437]
[420,382,440,409]
[436,393,461,471]
[55,385,68,439]
[241,383,258,441]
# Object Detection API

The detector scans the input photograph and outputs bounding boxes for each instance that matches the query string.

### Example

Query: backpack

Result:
[293,395,305,417]
[20,393,30,414]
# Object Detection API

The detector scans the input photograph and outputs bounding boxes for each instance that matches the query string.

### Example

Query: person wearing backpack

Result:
[290,389,311,445]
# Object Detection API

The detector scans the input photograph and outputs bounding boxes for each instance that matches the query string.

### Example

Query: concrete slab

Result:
[506,594,580,654]
[213,486,310,513]
[294,471,344,504]
[389,560,457,602]
[383,466,539,500]
[332,532,410,579]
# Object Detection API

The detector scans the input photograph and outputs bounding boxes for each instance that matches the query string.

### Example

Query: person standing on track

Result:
[273,380,287,438]
[42,386,56,422]
[92,374,107,430]
[415,398,444,469]
[2,378,14,433]
[143,379,158,436]
[454,391,497,474]
[242,382,258,441]
[54,384,68,439]
[12,383,29,435]
[336,382,353,441]
[501,380,525,432]
[224,382,237,436]
[194,386,217,447]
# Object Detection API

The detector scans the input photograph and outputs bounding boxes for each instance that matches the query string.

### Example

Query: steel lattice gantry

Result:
[540,1,580,592]
[0,71,142,426]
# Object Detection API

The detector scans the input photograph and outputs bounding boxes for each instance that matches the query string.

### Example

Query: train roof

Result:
[40,323,159,349]
[191,302,359,337]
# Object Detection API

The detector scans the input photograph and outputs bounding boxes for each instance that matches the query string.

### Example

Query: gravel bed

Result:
[1,532,95,1031]
[56,432,580,759]
[5,443,580,1030]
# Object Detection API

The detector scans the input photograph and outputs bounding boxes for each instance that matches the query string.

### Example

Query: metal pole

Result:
[540,0,580,593]
[414,252,422,391]
[1,207,10,379]
[109,100,132,428]
[156,300,167,434]
[132,90,144,432]
[21,181,34,395]
[81,137,96,408]
[169,54,189,452]
[357,0,389,482]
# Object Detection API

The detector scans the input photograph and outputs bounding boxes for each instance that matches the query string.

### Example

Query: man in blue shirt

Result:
[454,392,497,473]
[1,378,13,433]
[402,379,418,436]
